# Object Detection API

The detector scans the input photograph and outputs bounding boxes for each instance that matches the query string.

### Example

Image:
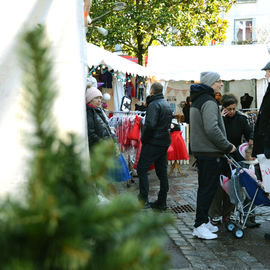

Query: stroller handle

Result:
[224,154,242,169]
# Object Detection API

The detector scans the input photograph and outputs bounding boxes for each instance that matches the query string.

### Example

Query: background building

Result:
[224,0,270,50]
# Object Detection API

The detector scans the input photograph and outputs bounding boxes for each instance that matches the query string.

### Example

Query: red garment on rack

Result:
[167,131,189,161]
[114,116,140,151]
[127,115,141,141]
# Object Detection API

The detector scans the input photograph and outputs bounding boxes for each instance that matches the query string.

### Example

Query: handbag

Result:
[257,154,270,192]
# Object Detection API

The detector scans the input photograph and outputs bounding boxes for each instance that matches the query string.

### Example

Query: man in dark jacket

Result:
[252,61,270,240]
[252,61,270,160]
[190,71,236,240]
[137,82,173,209]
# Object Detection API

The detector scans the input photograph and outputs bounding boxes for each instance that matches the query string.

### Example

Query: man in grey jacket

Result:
[190,71,236,240]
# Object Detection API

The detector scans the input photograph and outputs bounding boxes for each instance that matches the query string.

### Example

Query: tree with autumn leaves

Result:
[88,0,236,65]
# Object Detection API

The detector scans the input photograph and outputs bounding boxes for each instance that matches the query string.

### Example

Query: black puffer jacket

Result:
[252,83,270,157]
[141,93,172,147]
[86,105,115,150]
[223,111,253,148]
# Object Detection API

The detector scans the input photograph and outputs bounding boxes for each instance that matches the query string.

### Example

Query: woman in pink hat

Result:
[86,86,130,182]
[86,86,115,149]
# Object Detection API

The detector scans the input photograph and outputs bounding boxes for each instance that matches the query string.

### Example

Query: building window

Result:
[234,19,254,44]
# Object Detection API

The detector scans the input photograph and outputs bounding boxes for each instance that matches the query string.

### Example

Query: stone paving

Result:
[115,157,270,270]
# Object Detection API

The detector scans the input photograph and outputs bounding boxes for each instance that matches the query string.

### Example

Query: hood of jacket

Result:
[190,84,215,103]
[147,93,164,104]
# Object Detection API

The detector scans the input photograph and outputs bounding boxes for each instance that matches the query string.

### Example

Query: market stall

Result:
[147,44,270,113]
[86,43,152,111]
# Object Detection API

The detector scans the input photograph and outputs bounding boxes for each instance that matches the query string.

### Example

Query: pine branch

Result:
[0,25,174,270]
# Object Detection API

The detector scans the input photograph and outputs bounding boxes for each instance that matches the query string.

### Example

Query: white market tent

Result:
[147,44,270,107]
[86,43,150,77]
[147,44,269,81]
[86,43,152,110]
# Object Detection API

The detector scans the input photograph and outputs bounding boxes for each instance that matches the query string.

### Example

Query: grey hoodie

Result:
[190,84,233,157]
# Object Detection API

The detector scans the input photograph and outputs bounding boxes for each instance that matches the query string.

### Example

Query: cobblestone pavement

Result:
[115,157,270,270]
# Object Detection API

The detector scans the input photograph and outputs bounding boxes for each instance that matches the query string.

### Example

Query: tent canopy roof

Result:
[147,44,270,81]
[87,43,149,77]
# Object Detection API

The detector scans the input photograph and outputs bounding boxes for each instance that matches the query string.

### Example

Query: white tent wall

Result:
[164,79,260,114]
[257,79,269,107]
[227,80,257,109]
[0,1,87,198]
[147,45,270,108]
[164,81,191,114]
[86,43,149,77]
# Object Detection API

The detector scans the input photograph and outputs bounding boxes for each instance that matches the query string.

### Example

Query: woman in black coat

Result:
[222,95,254,155]
[86,86,130,182]
[182,96,191,124]
[86,87,116,150]
[209,94,254,225]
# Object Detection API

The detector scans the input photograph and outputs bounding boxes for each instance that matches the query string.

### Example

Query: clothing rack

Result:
[107,110,146,115]
[107,111,144,187]
[239,108,258,112]
[240,109,259,131]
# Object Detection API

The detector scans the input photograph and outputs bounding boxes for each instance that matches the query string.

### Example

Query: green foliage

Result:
[88,0,235,64]
[0,26,173,269]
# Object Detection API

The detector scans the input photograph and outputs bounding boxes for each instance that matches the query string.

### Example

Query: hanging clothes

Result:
[167,122,189,161]
[167,131,189,161]
[107,111,150,171]
[108,153,131,182]
[127,115,141,141]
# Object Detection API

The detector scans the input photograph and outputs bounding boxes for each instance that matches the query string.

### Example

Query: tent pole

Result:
[254,79,257,108]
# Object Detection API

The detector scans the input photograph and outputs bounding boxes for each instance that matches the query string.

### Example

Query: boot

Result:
[149,200,167,211]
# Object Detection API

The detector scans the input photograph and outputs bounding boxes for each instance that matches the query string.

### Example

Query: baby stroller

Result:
[220,154,270,239]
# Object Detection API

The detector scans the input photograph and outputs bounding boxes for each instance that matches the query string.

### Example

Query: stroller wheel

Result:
[233,228,244,239]
[226,221,235,232]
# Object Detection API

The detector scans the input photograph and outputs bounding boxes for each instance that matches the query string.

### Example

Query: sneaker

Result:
[192,223,218,240]
[149,200,167,211]
[205,221,219,233]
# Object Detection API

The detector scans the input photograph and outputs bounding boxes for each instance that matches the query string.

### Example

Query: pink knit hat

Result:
[86,87,103,103]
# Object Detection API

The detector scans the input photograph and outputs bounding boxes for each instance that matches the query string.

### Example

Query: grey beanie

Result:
[200,71,220,87]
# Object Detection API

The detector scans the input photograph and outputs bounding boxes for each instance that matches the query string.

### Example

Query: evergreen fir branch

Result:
[0,25,174,270]
[20,25,56,149]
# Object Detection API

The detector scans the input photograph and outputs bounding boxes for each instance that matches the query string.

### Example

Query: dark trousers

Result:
[137,144,169,204]
[195,156,224,228]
